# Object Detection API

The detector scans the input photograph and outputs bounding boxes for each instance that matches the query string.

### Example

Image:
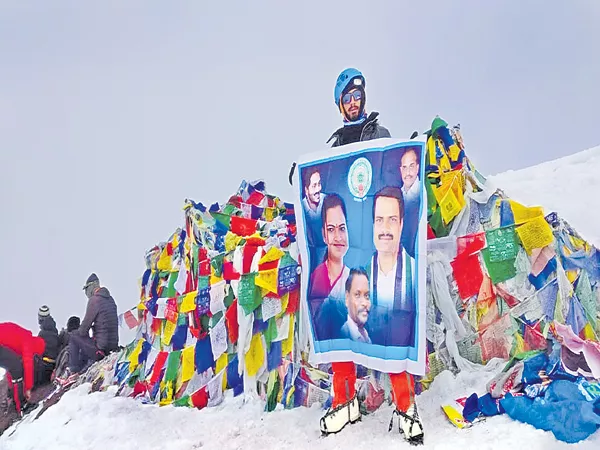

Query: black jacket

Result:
[327,112,391,147]
[78,287,119,352]
[38,316,59,360]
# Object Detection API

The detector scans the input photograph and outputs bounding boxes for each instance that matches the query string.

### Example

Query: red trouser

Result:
[331,362,415,412]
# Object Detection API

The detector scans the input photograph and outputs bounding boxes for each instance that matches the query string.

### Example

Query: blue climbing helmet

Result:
[334,68,366,105]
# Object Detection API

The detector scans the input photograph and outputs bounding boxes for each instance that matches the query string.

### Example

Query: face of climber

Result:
[323,204,348,263]
[373,195,403,256]
[346,273,370,327]
[400,149,419,192]
[304,171,322,208]
[341,88,362,121]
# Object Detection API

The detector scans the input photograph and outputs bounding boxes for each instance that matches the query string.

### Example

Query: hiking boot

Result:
[389,402,424,446]
[319,395,361,435]
[54,368,79,388]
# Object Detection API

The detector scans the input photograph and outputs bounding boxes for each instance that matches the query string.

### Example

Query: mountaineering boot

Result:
[319,395,361,435]
[389,402,424,446]
[54,367,79,388]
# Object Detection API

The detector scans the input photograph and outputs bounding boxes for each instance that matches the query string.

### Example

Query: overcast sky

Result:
[1,1,599,335]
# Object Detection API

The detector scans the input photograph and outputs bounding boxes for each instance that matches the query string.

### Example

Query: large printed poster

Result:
[295,138,427,374]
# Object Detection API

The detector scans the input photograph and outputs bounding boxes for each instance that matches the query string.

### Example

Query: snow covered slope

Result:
[2,360,598,450]
[489,145,600,247]
[3,146,600,450]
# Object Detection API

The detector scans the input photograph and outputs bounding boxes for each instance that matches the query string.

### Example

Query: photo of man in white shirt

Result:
[366,186,416,347]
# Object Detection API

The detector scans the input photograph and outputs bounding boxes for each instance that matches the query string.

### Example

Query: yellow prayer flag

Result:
[439,187,462,224]
[513,332,525,355]
[245,333,265,377]
[448,143,462,162]
[163,320,177,346]
[566,270,579,284]
[265,208,277,221]
[583,323,598,341]
[215,353,228,391]
[256,268,278,294]
[157,247,172,271]
[570,235,587,252]
[225,232,243,252]
[516,216,555,254]
[137,301,147,311]
[282,314,295,356]
[181,346,195,383]
[259,247,284,265]
[210,273,224,285]
[127,339,144,373]
[509,201,543,225]
[180,291,197,313]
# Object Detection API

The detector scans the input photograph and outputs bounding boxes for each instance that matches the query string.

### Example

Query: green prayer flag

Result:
[431,116,448,136]
[165,350,182,382]
[128,365,141,387]
[486,227,518,262]
[482,248,517,284]
[224,284,235,309]
[576,271,597,328]
[197,276,209,290]
[430,207,449,238]
[173,395,190,407]
[264,317,278,347]
[192,244,199,278]
[265,370,281,413]
[163,271,178,298]
[222,203,237,216]
[211,311,224,327]
[211,212,231,230]
[279,252,296,268]
[425,177,438,217]
[211,254,224,277]
[238,273,262,315]
[200,315,210,331]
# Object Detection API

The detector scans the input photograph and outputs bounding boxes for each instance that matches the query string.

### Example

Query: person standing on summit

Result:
[319,68,424,446]
[58,273,119,385]
[326,68,391,147]
[287,68,392,185]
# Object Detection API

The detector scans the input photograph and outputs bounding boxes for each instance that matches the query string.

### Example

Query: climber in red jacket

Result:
[0,322,46,412]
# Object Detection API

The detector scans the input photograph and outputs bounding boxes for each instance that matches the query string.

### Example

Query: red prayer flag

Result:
[246,191,265,206]
[150,351,168,384]
[225,299,239,344]
[222,261,241,281]
[258,259,279,272]
[286,289,300,314]
[190,387,209,409]
[230,216,258,237]
[427,224,436,240]
[243,245,259,274]
[451,253,484,300]
[151,318,162,335]
[457,232,486,257]
[124,310,139,329]
[496,284,520,308]
[199,259,211,276]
